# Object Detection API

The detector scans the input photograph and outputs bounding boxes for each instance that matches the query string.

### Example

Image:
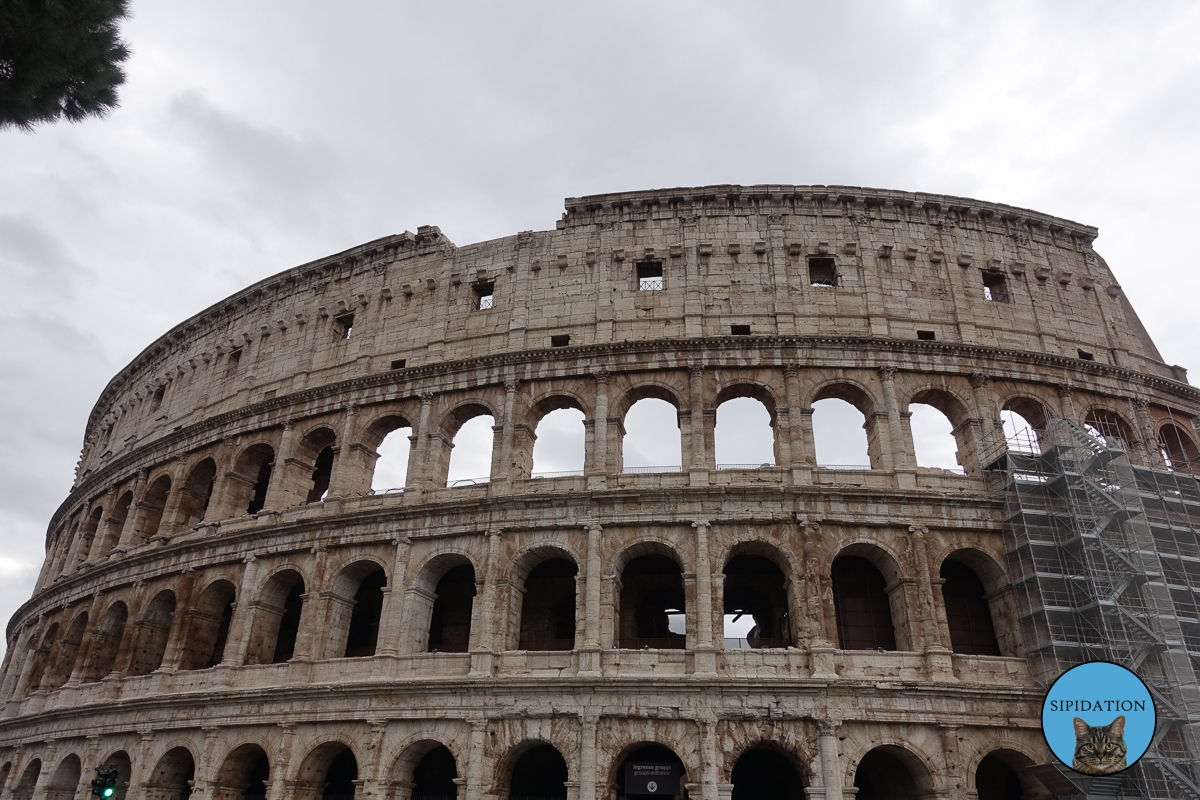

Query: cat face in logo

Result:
[1072,715,1128,775]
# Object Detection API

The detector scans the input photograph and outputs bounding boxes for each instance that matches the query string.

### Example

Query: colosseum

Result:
[1,185,1199,800]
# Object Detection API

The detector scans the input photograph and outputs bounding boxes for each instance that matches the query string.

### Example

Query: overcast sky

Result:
[2,1,1199,655]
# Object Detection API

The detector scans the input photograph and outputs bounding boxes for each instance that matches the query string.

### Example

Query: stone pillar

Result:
[406,393,436,497]
[586,371,610,489]
[326,404,359,498]
[687,365,710,484]
[266,724,296,800]
[156,457,193,537]
[491,380,519,490]
[78,738,102,800]
[808,721,844,800]
[784,365,811,475]
[221,555,263,666]
[692,520,717,677]
[377,537,412,657]
[465,720,487,800]
[909,525,954,681]
[469,529,502,677]
[126,732,155,800]
[1130,397,1160,463]
[114,470,148,549]
[578,715,599,800]
[65,594,107,687]
[876,367,907,471]
[938,726,963,800]
[580,524,603,676]
[28,741,57,800]
[192,727,222,800]
[698,717,726,800]
[363,721,388,798]
[262,421,297,512]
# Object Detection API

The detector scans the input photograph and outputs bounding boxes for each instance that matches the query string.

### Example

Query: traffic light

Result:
[91,765,118,799]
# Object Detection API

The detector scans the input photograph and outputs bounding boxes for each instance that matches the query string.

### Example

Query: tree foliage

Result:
[0,0,131,131]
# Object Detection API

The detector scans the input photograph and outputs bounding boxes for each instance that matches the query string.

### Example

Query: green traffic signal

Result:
[103,789,114,798]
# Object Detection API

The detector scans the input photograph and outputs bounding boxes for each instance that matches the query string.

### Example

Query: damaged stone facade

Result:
[2,186,1199,800]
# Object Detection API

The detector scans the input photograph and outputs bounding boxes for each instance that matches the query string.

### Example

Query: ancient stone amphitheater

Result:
[2,186,1200,800]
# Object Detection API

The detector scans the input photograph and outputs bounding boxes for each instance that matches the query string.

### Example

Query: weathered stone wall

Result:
[2,186,1199,800]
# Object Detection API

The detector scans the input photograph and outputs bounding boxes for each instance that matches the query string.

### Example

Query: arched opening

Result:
[908,398,964,472]
[299,429,338,504]
[145,747,195,800]
[100,752,132,800]
[411,745,457,800]
[618,553,686,649]
[530,403,586,477]
[723,554,791,649]
[612,744,688,800]
[225,444,275,517]
[1161,423,1200,472]
[812,392,873,469]
[975,749,1046,800]
[853,746,928,800]
[427,564,476,653]
[12,759,41,800]
[369,420,413,494]
[214,744,269,800]
[96,491,133,556]
[519,557,578,651]
[21,624,58,695]
[715,390,777,468]
[509,743,568,800]
[941,559,1001,656]
[45,754,80,800]
[730,747,804,800]
[444,408,495,487]
[42,611,88,690]
[0,763,10,798]
[322,747,358,800]
[832,556,897,651]
[71,505,104,570]
[174,458,218,529]
[1083,408,1134,449]
[132,474,172,544]
[245,570,305,665]
[343,568,386,658]
[179,580,236,670]
[82,602,128,682]
[128,590,176,676]
[1001,398,1046,454]
[622,397,682,472]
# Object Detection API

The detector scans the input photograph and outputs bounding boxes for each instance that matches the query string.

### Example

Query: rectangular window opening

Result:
[983,271,1010,302]
[1078,349,1095,361]
[809,256,838,287]
[917,330,936,341]
[390,359,407,370]
[473,282,495,310]
[551,334,571,348]
[335,313,355,339]
[637,260,664,291]
[731,324,751,336]
[262,390,277,401]
[226,348,242,377]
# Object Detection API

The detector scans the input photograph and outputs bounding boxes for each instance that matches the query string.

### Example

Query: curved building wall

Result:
[1,185,1198,800]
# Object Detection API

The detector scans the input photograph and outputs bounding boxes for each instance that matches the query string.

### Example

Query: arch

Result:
[729,745,804,800]
[1083,407,1135,448]
[99,752,132,800]
[21,623,59,695]
[128,589,177,676]
[1001,397,1048,454]
[1001,396,1049,431]
[82,601,128,681]
[811,388,875,469]
[426,563,476,654]
[245,569,306,665]
[296,427,339,504]
[410,744,458,800]
[1160,422,1200,472]
[621,394,683,472]
[529,398,587,478]
[715,383,779,468]
[617,551,686,649]
[907,387,972,472]
[831,549,898,651]
[224,443,275,517]
[940,557,1002,656]
[0,763,10,797]
[336,563,387,658]
[294,741,358,800]
[442,403,496,487]
[96,491,133,557]
[179,580,236,670]
[46,754,81,800]
[504,741,568,800]
[12,758,41,800]
[723,551,792,648]
[389,737,462,797]
[173,458,218,530]
[517,555,579,651]
[70,505,105,571]
[213,743,269,800]
[609,742,690,800]
[612,382,684,421]
[851,744,935,800]
[144,747,195,800]
[810,380,878,416]
[42,611,89,691]
[972,747,1044,800]
[363,414,413,494]
[131,474,172,544]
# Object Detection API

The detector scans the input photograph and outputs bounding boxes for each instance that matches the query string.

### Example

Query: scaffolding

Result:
[984,417,1200,799]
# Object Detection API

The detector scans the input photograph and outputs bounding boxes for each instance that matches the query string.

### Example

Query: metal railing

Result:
[620,465,683,474]
[638,278,663,291]
[529,470,585,479]
[815,463,872,470]
[445,477,490,488]
[365,486,404,495]
[716,463,776,470]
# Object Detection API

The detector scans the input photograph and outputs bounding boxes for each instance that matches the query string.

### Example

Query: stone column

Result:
[465,720,487,800]
[114,470,148,550]
[491,380,519,490]
[876,367,906,471]
[586,372,610,489]
[692,520,717,677]
[363,721,388,798]
[191,727,222,800]
[802,520,838,679]
[938,726,963,800]
[262,421,297,512]
[266,724,296,800]
[28,741,57,800]
[65,594,107,687]
[406,393,436,497]
[326,404,358,498]
[469,529,502,677]
[580,524,603,676]
[578,715,599,800]
[698,717,726,800]
[970,373,1004,446]
[377,537,412,657]
[77,737,102,800]
[221,555,263,666]
[156,457,193,537]
[1130,397,1159,463]
[909,526,954,681]
[808,721,844,800]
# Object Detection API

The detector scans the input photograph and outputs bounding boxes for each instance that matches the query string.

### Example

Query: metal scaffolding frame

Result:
[984,416,1200,799]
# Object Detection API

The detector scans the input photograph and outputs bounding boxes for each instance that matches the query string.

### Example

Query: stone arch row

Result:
[0,720,1054,800]
[4,525,1018,698]
[48,367,1200,582]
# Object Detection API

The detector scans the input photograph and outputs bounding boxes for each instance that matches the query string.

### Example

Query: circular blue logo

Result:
[1042,661,1155,775]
